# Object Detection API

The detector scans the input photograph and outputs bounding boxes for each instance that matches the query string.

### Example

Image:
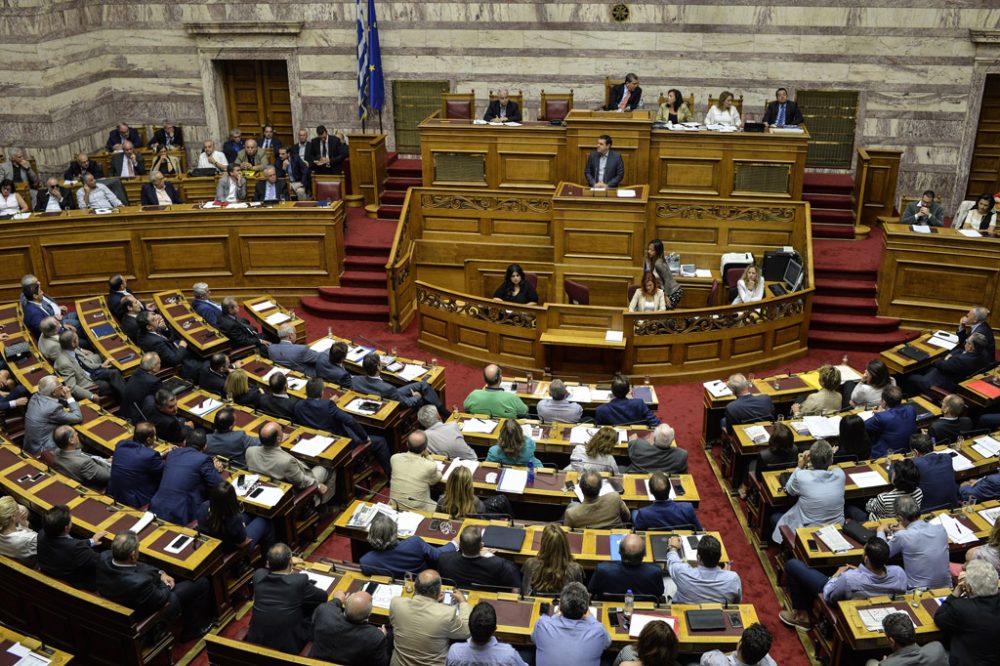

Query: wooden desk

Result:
[307,333,446,396]
[241,295,306,342]
[958,369,1000,410]
[448,413,637,461]
[0,625,75,665]
[497,377,658,413]
[74,296,142,374]
[154,290,229,356]
[833,588,950,660]
[880,333,949,375]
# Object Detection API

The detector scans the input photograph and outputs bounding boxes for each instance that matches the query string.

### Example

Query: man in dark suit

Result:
[927,394,974,444]
[906,332,990,394]
[253,166,290,202]
[96,532,212,641]
[901,190,945,227]
[483,89,522,122]
[216,297,270,353]
[37,505,106,590]
[316,341,353,387]
[625,424,688,474]
[246,542,328,654]
[762,88,804,126]
[151,122,183,149]
[120,352,163,423]
[588,533,664,600]
[293,378,392,474]
[120,296,144,342]
[259,124,282,154]
[604,73,642,111]
[140,172,182,205]
[584,134,624,189]
[63,153,105,181]
[275,146,309,200]
[149,389,194,445]
[353,351,448,417]
[257,372,300,420]
[35,177,75,212]
[150,429,223,524]
[911,433,959,511]
[206,407,259,468]
[438,525,521,590]
[110,141,146,178]
[957,305,995,361]
[267,324,319,375]
[595,373,660,427]
[865,385,917,457]
[306,125,347,175]
[723,374,774,429]
[310,590,388,665]
[222,128,244,164]
[107,421,165,507]
[631,472,702,531]
[198,353,229,396]
[135,311,203,380]
[105,122,143,151]
[191,283,223,325]
[107,273,150,319]
[934,559,1000,666]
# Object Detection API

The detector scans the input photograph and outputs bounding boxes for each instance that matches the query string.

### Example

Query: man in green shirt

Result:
[462,364,528,418]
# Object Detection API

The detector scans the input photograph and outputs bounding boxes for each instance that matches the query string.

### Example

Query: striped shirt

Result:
[865,488,922,521]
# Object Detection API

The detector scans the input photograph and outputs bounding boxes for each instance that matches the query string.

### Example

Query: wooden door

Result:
[221,60,293,147]
[966,74,1000,199]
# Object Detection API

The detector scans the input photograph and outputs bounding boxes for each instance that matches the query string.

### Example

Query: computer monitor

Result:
[782,258,803,292]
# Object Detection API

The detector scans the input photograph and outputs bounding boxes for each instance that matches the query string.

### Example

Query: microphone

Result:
[469,512,514,526]
[353,484,398,511]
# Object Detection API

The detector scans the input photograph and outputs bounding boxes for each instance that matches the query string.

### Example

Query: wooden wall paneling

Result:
[462,260,555,305]
[141,233,233,279]
[0,244,36,292]
[654,152,724,196]
[858,149,902,227]
[346,133,389,207]
[563,110,652,189]
[40,236,136,291]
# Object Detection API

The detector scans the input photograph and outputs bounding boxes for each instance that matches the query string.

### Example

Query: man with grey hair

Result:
[877,494,950,590]
[24,375,82,455]
[34,176,74,212]
[37,316,61,362]
[723,373,773,429]
[771,439,845,544]
[21,273,80,336]
[191,282,222,325]
[625,421,688,474]
[110,140,145,178]
[359,512,457,578]
[417,404,475,460]
[310,588,388,665]
[531,581,610,666]
[216,296,269,352]
[958,304,994,360]
[862,612,946,666]
[253,165,289,202]
[906,330,991,395]
[52,424,111,486]
[53,329,126,402]
[438,525,521,590]
[76,172,122,210]
[139,170,181,205]
[389,569,470,666]
[935,558,1000,664]
[484,88,522,123]
[266,323,319,375]
[536,378,583,424]
[1,147,39,197]
[237,138,268,173]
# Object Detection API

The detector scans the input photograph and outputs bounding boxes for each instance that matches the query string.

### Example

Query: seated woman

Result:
[223,369,262,408]
[0,179,29,215]
[966,520,1000,575]
[196,481,274,553]
[836,414,871,461]
[742,421,797,498]
[628,272,666,312]
[732,263,764,304]
[0,496,36,564]
[655,89,693,124]
[486,418,542,467]
[954,193,997,235]
[614,619,680,666]
[492,263,538,305]
[850,359,895,408]
[150,146,181,177]
[705,91,741,126]
[567,426,620,474]
[436,466,486,517]
[643,239,683,309]
[850,458,922,522]
[519,523,584,596]
[792,365,842,416]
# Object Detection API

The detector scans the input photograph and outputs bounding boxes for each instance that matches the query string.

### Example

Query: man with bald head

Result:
[438,525,521,590]
[140,171,181,206]
[390,569,470,666]
[64,152,104,181]
[253,165,289,202]
[247,542,327,654]
[463,363,527,418]
[111,140,145,178]
[484,89,522,123]
[390,430,441,512]
[237,138,268,173]
[626,422,688,474]
[246,421,334,504]
[310,589,388,665]
[587,533,664,600]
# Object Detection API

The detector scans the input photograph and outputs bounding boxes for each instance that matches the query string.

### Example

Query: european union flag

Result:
[366,0,384,113]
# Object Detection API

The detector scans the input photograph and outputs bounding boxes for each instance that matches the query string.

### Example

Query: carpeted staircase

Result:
[376,157,422,221]
[803,172,859,240]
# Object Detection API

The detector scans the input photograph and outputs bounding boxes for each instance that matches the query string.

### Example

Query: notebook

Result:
[482,526,526,552]
[90,323,115,338]
[685,609,726,631]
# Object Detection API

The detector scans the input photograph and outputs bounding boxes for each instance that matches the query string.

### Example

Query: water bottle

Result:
[623,588,634,623]
[527,462,535,485]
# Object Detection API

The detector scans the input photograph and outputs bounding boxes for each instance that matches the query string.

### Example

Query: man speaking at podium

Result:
[584,135,624,190]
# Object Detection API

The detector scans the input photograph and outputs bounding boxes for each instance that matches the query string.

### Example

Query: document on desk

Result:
[443,458,480,481]
[802,415,841,439]
[7,643,50,666]
[743,425,770,445]
[703,380,733,398]
[346,345,373,362]
[567,386,593,403]
[286,377,307,391]
[497,468,528,494]
[978,506,1000,526]
[371,583,404,610]
[309,337,335,353]
[835,365,863,383]
[262,366,289,381]
[959,229,984,237]
[695,268,713,278]
[616,189,636,198]
[911,224,932,234]
[949,451,974,472]
[857,607,896,632]
[816,525,854,553]
[629,612,676,637]
[232,475,259,497]
[848,471,888,488]
[930,513,978,544]
[460,418,498,434]
[290,435,335,457]
[129,511,156,534]
[190,397,223,417]
[246,485,285,508]
[395,511,424,537]
[972,435,1000,459]
[591,389,612,401]
[604,330,624,342]
[265,311,291,326]
[250,300,276,312]
[398,363,427,381]
[927,331,959,350]
[574,479,617,503]
[304,571,337,593]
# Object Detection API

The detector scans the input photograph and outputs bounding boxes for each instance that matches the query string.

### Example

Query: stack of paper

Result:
[629,613,675,637]
[191,397,223,417]
[911,224,932,234]
[949,451,974,472]
[567,386,592,403]
[927,331,959,350]
[497,468,528,494]
[972,435,1000,458]
[857,607,897,632]
[744,425,770,445]
[398,364,427,381]
[460,418,498,434]
[443,458,480,481]
[958,229,983,238]
[978,506,1000,526]
[395,511,424,537]
[346,503,383,529]
[371,583,404,610]
[848,471,888,488]
[304,571,337,592]
[309,338,335,353]
[250,300,276,312]
[816,525,854,553]
[932,514,978,544]
[290,435,335,457]
[346,346,372,362]
[265,311,291,326]
[803,415,841,439]
[6,643,51,665]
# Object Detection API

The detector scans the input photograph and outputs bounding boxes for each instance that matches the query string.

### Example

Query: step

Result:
[345,241,393,257]
[812,294,878,316]
[377,204,403,220]
[341,270,388,289]
[814,267,879,282]
[384,176,422,190]
[803,173,854,195]
[316,286,388,304]
[809,312,903,334]
[812,208,854,224]
[380,190,407,206]
[808,328,920,352]
[803,192,853,210]
[814,277,876,298]
[387,158,422,178]
[811,224,856,240]
[300,297,390,321]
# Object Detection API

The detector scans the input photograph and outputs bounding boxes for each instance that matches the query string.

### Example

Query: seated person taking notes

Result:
[483,89,521,123]
[584,134,624,189]
[705,91,741,126]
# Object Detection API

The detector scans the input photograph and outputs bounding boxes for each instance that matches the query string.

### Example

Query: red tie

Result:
[618,90,631,111]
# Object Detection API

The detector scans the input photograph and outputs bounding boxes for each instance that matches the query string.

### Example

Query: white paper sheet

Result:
[857,410,875,422]
[911,224,932,234]
[460,418,498,434]
[803,415,841,439]
[309,337,335,353]
[250,300,276,312]
[346,398,381,415]
[695,268,713,278]
[591,389,612,402]
[246,485,285,508]
[978,506,1000,527]
[835,365,863,383]
[931,513,978,544]
[497,468,528,494]
[286,377,307,391]
[190,397,223,417]
[265,311,291,326]
[443,458,480,481]
[371,583,404,610]
[629,613,675,637]
[262,367,289,381]
[744,425,770,445]
[304,571,337,592]
[395,511,424,537]
[129,511,155,534]
[973,436,1000,458]
[605,330,624,342]
[567,386,593,403]
[926,335,958,350]
[848,471,888,488]
[231,475,259,497]
[704,380,733,398]
[950,451,974,472]
[816,525,854,553]
[857,607,896,632]
[959,229,984,237]
[398,363,427,381]
[347,345,372,362]
[291,435,335,457]
[616,189,636,198]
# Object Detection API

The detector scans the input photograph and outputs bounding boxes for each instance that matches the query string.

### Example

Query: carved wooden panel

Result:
[891,261,995,306]
[456,325,489,351]
[44,239,133,286]
[657,156,722,195]
[242,235,329,275]
[498,152,559,189]
[562,228,635,263]
[498,335,534,359]
[422,216,481,235]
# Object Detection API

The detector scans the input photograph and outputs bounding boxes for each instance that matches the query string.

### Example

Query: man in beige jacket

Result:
[390,430,441,512]
[389,569,470,666]
[564,470,630,529]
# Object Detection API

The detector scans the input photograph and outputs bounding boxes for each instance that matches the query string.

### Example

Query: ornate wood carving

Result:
[420,194,552,214]
[654,202,795,223]
[634,297,805,335]
[417,286,538,328]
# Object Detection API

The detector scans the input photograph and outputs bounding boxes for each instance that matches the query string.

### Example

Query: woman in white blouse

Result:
[567,426,620,474]
[0,179,28,215]
[732,263,764,304]
[954,193,997,235]
[0,496,36,562]
[629,272,666,312]
[705,91,741,126]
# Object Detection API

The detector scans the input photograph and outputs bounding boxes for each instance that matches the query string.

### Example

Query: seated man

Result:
[632,472,701,530]
[910,433,959,510]
[105,122,143,151]
[584,134,624,189]
[140,171,182,205]
[771,439,845,544]
[309,589,388,666]
[417,404,476,460]
[483,89,522,122]
[353,352,448,418]
[96,532,211,642]
[151,122,183,149]
[535,379,583,424]
[246,542,327,654]
[935,559,1000,666]
[149,389,193,445]
[438,525,521,590]
[588,533,664,600]
[389,431,442,513]
[215,163,246,202]
[724,374,774,429]
[959,467,1000,503]
[901,190,944,227]
[191,282,223,325]
[216,297,269,353]
[205,407,258,468]
[531,582,610,666]
[21,273,81,336]
[700,624,776,666]
[198,353,230,396]
[64,152,104,181]
[906,332,990,395]
[195,140,228,173]
[564,470,630,529]
[135,310,203,379]
[447,602,526,666]
[667,534,741,604]
[110,141,146,178]
[120,296,144,342]
[246,421,334,504]
[315,341,353,387]
[275,146,308,201]
[781,537,906,629]
[595,373,660,427]
[605,73,642,111]
[222,128,243,163]
[253,165,289,202]
[52,329,126,402]
[861,613,946,666]
[877,495,951,590]
[107,422,165,507]
[236,139,268,173]
[360,513,457,577]
[107,273,152,318]
[35,177,75,212]
[266,324,318,375]
[258,372,299,420]
[390,570,471,665]
[76,173,123,210]
[957,305,995,362]
[463,364,527,418]
[52,425,111,487]
[119,352,162,424]
[625,423,688,474]
[37,505,106,591]
[149,429,223,524]
[24,375,82,456]
[927,393,974,444]
[865,386,917,457]
[762,87,804,126]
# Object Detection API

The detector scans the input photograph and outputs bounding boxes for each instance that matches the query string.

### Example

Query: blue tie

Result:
[776,104,786,126]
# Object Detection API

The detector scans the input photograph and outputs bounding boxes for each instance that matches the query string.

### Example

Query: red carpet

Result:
[803,174,856,240]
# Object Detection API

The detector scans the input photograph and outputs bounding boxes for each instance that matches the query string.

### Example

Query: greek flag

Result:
[356,0,369,120]
[366,0,384,113]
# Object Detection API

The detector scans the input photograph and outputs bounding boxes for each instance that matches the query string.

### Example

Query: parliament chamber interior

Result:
[3,2,1000,665]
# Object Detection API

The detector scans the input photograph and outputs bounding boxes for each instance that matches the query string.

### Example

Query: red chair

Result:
[442,92,475,119]
[725,266,745,289]
[313,175,344,202]
[539,90,574,122]
[524,272,538,289]
[564,279,589,305]
[706,279,720,306]
[627,284,641,301]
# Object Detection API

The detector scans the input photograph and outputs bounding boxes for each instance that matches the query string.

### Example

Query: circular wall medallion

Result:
[611,3,630,22]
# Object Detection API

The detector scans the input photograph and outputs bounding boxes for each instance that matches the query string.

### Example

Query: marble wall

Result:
[1,1,999,207]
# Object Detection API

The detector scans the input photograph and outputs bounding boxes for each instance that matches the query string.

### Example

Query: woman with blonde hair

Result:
[223,369,261,408]
[568,426,620,474]
[628,271,666,313]
[436,466,486,518]
[705,90,741,126]
[0,496,37,562]
[732,263,764,304]
[486,418,542,467]
[520,523,584,595]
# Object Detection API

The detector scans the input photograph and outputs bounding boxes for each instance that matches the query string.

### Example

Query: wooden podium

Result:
[563,109,653,189]
[552,182,648,268]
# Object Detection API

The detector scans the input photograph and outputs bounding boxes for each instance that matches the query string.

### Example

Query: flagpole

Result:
[378,109,383,134]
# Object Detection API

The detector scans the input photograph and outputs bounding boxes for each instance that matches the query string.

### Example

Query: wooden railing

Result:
[386,187,418,332]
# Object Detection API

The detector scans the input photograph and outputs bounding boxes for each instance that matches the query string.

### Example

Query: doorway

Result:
[966,73,1000,199]
[220,60,293,147]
